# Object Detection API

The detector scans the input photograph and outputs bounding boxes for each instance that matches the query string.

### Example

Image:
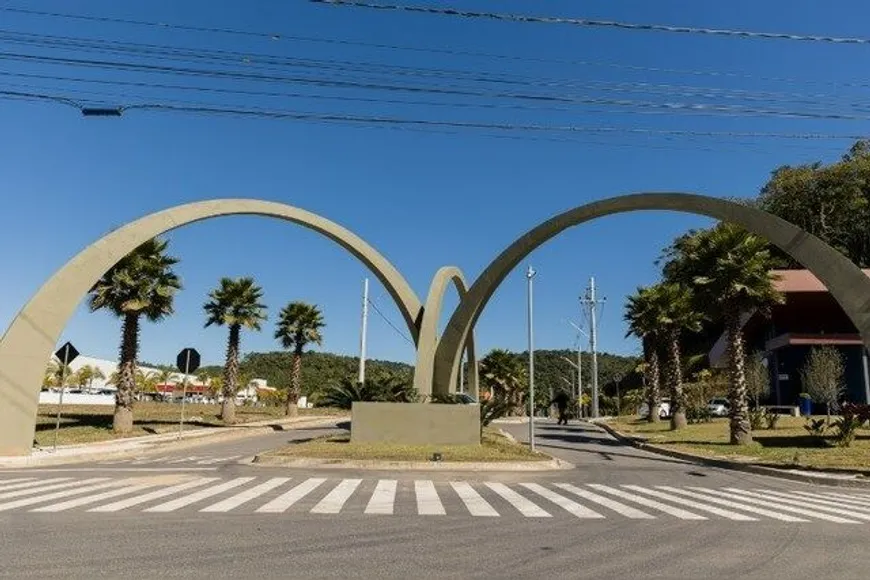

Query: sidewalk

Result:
[0,415,345,468]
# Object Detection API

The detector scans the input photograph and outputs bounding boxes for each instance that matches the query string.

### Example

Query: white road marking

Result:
[521,483,605,519]
[256,478,327,513]
[0,479,123,512]
[0,477,68,493]
[31,482,159,512]
[690,487,860,524]
[0,478,109,501]
[485,482,550,517]
[0,478,37,488]
[365,480,398,515]
[200,478,291,513]
[144,477,256,512]
[655,486,807,522]
[813,490,870,506]
[196,456,243,465]
[166,456,203,464]
[587,484,706,520]
[788,489,870,509]
[727,488,870,521]
[553,483,655,519]
[89,478,220,512]
[414,480,446,516]
[622,485,757,521]
[450,481,499,517]
[311,479,363,514]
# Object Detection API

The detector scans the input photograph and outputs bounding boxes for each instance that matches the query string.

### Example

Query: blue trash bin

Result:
[799,397,812,416]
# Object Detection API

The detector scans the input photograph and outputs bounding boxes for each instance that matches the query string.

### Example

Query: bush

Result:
[804,417,829,440]
[317,375,418,409]
[832,403,870,447]
[748,407,766,431]
[763,408,781,430]
[686,404,712,424]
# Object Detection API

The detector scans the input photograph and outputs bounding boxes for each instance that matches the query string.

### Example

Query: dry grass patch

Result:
[609,415,870,472]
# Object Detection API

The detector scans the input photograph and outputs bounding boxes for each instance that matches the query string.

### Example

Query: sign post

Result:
[176,348,201,439]
[53,341,79,452]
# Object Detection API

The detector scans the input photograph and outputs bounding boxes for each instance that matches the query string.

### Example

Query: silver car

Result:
[707,398,730,417]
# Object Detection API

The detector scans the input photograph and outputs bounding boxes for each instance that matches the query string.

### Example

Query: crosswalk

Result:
[1,475,869,522]
[96,454,247,466]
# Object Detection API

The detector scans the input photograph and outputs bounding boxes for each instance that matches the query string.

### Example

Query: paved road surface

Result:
[0,420,866,579]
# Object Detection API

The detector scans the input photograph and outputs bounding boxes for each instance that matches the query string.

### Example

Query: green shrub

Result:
[763,408,781,430]
[748,407,766,431]
[804,417,828,439]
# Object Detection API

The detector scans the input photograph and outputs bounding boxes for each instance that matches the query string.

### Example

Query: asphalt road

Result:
[1,419,868,579]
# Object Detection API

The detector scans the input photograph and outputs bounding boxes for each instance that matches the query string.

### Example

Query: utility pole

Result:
[580,277,606,418]
[358,278,369,385]
[459,353,465,394]
[526,265,537,451]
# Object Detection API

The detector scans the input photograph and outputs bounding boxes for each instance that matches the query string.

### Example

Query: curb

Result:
[594,420,870,489]
[0,415,345,468]
[251,455,574,472]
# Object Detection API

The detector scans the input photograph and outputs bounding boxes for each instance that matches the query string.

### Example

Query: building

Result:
[708,269,870,406]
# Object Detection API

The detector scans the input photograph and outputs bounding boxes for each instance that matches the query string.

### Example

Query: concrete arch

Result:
[0,198,422,456]
[413,266,478,400]
[433,192,870,391]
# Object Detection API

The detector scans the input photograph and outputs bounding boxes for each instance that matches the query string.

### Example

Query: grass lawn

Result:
[609,415,870,473]
[262,429,550,463]
[34,402,346,447]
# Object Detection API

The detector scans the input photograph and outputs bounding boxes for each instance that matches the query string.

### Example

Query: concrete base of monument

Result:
[351,402,480,446]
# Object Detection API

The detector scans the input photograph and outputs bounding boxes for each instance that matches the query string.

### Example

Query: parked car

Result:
[637,399,670,419]
[707,398,730,417]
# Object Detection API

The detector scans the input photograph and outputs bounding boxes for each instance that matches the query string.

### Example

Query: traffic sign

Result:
[176,348,201,374]
[55,342,79,364]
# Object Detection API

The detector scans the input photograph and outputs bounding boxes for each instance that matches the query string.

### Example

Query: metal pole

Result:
[862,348,870,405]
[527,265,537,451]
[178,351,191,439]
[52,351,70,452]
[358,278,369,385]
[577,340,583,418]
[589,277,600,419]
[459,353,465,394]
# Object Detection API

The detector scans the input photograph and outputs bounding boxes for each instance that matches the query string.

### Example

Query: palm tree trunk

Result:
[221,324,240,425]
[285,349,302,417]
[725,308,753,445]
[113,313,139,434]
[645,337,661,423]
[667,329,687,430]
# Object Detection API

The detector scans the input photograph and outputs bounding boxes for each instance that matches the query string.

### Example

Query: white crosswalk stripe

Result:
[813,490,870,506]
[690,487,860,524]
[144,477,256,512]
[196,456,243,465]
[200,478,291,513]
[587,484,707,520]
[312,479,363,514]
[450,481,499,517]
[415,480,446,515]
[3,475,870,523]
[553,483,655,519]
[257,478,326,513]
[485,482,550,517]
[365,479,398,515]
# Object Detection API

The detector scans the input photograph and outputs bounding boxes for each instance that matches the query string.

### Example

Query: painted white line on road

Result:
[485,482,550,517]
[0,468,219,473]
[0,478,108,501]
[587,484,706,520]
[196,455,243,465]
[89,478,220,512]
[0,478,38,488]
[689,488,860,524]
[31,482,159,512]
[365,480,397,515]
[0,477,68,493]
[813,490,870,506]
[788,489,870,509]
[655,486,807,522]
[256,478,326,513]
[200,478,291,513]
[0,479,122,512]
[727,488,870,521]
[521,483,604,519]
[165,456,203,465]
[144,477,256,512]
[414,480,446,516]
[553,483,655,519]
[450,482,499,517]
[312,479,363,514]
[622,486,757,521]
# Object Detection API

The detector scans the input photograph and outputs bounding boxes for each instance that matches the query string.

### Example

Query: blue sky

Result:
[1,0,869,368]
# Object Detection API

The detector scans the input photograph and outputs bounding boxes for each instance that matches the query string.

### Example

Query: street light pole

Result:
[566,320,587,418]
[358,278,369,385]
[526,265,537,452]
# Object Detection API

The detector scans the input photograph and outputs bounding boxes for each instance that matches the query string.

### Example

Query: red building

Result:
[708,269,870,406]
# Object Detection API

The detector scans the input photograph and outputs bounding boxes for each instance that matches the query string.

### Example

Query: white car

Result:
[707,398,730,417]
[637,399,670,419]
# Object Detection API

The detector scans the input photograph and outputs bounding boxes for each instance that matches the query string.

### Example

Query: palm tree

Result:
[478,349,527,415]
[274,302,325,416]
[88,237,181,433]
[624,286,663,423]
[664,223,782,445]
[43,360,72,390]
[204,277,267,425]
[648,282,704,430]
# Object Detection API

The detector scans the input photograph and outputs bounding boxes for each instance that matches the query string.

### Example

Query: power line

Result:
[312,0,870,46]
[366,297,414,345]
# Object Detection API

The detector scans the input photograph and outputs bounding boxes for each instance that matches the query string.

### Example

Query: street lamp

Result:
[526,265,537,452]
[563,319,588,418]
